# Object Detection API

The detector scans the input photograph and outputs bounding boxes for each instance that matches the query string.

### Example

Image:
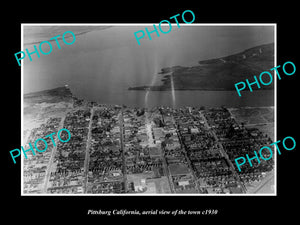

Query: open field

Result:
[228,107,274,140]
[127,173,171,194]
[23,87,73,134]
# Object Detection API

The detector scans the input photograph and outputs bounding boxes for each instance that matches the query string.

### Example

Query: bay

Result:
[70,86,274,108]
[23,25,275,108]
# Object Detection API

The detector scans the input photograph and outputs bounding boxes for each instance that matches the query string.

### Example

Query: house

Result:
[178,180,189,187]
[190,127,199,134]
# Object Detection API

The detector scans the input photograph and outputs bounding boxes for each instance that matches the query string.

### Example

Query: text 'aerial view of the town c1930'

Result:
[22,24,275,195]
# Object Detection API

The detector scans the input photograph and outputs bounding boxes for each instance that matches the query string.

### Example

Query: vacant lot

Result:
[229,107,274,125]
[228,107,274,141]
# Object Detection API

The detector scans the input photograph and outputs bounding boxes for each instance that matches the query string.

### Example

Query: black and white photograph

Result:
[22,24,276,195]
[4,4,298,221]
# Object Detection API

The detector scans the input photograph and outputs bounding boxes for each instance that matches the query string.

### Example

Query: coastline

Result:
[128,43,274,92]
[128,87,273,91]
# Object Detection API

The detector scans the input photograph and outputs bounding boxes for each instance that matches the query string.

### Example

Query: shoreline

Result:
[128,87,274,92]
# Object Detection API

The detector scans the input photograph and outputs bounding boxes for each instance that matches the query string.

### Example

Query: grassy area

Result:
[130,43,274,91]
[228,107,274,141]
[229,107,274,125]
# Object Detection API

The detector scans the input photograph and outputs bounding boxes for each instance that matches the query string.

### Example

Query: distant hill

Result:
[24,86,73,132]
[24,86,73,104]
[129,43,274,91]
[24,26,112,46]
[198,43,274,66]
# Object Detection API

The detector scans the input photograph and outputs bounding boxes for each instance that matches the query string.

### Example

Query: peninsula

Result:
[128,43,274,91]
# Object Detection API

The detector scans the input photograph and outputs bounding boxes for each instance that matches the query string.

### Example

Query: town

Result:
[23,97,274,194]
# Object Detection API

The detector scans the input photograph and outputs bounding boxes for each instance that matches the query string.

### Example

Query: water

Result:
[23,25,275,108]
[70,86,274,108]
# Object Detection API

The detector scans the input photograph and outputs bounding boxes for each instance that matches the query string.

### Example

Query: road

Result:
[161,150,176,193]
[119,108,127,193]
[169,113,201,193]
[154,111,176,193]
[251,171,275,194]
[43,110,70,193]
[83,107,94,193]
[199,111,247,193]
[244,122,274,127]
[176,128,201,193]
